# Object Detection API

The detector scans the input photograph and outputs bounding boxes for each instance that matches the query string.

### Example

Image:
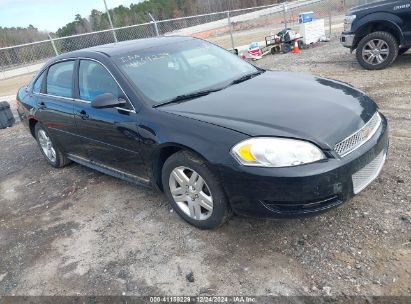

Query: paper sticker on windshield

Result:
[120,53,170,68]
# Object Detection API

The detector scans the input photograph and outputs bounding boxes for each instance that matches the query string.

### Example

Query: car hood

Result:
[348,0,395,15]
[158,71,377,149]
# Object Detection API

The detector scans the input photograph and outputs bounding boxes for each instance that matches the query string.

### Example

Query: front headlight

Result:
[344,15,356,32]
[231,138,325,167]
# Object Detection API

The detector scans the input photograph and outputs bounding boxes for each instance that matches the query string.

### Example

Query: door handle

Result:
[77,110,89,120]
[38,101,46,109]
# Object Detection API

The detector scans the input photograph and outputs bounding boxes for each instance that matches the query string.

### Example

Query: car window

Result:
[33,71,45,93]
[114,39,257,105]
[78,60,132,110]
[46,61,74,98]
[79,60,121,101]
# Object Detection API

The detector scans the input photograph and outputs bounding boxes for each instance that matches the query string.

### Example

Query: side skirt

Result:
[66,153,152,189]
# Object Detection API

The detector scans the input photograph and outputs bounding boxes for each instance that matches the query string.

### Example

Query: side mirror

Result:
[91,93,127,109]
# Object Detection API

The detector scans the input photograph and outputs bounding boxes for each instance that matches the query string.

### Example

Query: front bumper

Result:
[217,114,389,218]
[340,33,355,48]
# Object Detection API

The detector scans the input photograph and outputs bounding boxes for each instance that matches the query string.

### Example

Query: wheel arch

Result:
[151,143,209,191]
[353,20,404,49]
[28,118,38,138]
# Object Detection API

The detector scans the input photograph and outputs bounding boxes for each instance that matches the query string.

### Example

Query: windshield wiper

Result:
[153,70,264,108]
[153,88,223,108]
[228,70,264,86]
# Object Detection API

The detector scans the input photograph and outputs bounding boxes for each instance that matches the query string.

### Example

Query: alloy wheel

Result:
[38,129,57,163]
[362,39,389,65]
[169,166,213,220]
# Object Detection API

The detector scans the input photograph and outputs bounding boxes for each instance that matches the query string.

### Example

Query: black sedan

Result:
[17,37,388,229]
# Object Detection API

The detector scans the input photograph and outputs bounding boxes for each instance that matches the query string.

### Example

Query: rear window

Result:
[33,71,45,93]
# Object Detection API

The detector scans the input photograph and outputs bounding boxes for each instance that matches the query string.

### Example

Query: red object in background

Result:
[292,39,300,54]
[248,47,261,56]
[248,47,262,58]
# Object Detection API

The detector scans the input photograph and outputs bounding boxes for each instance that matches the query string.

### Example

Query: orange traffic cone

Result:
[292,39,300,54]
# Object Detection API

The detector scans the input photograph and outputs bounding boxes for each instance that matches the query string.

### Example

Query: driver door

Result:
[73,59,148,180]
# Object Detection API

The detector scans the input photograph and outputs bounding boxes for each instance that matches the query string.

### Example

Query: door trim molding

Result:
[67,153,151,187]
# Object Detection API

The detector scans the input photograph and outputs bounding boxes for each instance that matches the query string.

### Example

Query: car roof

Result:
[54,36,194,60]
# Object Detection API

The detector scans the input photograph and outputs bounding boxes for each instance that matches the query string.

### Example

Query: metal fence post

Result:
[103,0,118,43]
[227,11,235,50]
[1,63,5,80]
[149,13,160,36]
[283,2,288,29]
[48,34,59,56]
[328,0,333,38]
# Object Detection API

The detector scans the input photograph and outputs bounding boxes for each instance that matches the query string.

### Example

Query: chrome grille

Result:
[352,151,386,194]
[334,113,381,157]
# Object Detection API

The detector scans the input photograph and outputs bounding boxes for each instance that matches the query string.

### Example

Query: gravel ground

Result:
[0,39,410,297]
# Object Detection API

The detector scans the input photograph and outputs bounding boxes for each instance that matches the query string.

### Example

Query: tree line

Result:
[0,25,48,48]
[56,0,283,37]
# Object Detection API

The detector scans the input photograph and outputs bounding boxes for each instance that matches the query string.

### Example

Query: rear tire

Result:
[270,45,280,55]
[356,31,399,70]
[162,151,231,229]
[35,123,71,168]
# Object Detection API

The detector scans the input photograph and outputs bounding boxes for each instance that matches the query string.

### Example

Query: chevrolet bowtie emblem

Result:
[362,127,371,138]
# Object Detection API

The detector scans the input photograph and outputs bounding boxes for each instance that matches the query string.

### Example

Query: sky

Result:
[0,0,143,32]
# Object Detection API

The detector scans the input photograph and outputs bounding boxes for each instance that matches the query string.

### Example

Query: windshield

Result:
[114,39,258,105]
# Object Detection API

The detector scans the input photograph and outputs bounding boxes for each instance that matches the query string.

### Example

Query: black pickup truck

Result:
[341,0,411,70]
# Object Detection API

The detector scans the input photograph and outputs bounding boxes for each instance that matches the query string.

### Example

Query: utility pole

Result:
[103,0,118,43]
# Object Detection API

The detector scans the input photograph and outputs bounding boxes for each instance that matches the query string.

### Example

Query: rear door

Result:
[72,59,148,181]
[35,60,85,156]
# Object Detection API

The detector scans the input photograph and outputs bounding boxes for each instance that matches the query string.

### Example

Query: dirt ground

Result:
[0,74,34,97]
[0,39,410,297]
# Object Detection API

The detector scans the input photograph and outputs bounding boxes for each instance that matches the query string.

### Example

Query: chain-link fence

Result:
[0,0,380,79]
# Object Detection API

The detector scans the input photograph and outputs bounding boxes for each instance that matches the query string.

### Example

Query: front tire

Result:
[356,31,399,70]
[281,43,292,54]
[35,123,71,168]
[162,151,231,229]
